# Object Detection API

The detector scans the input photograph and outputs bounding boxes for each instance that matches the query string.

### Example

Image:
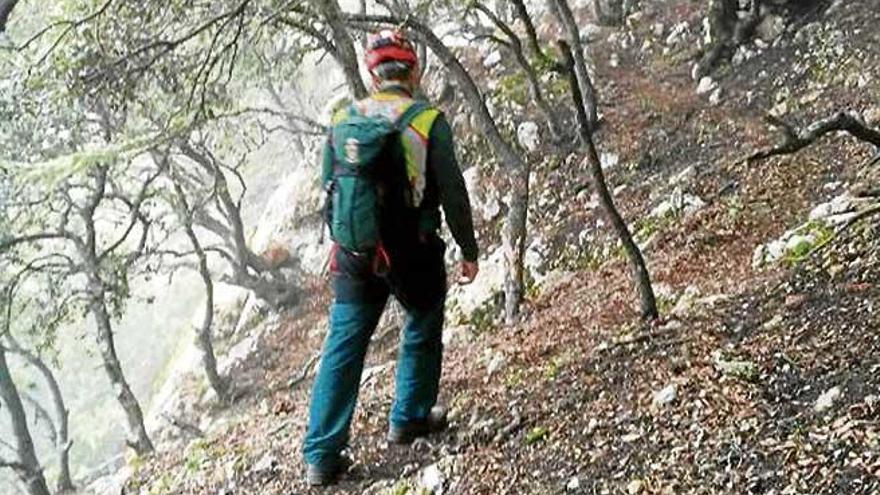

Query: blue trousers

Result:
[302,241,447,468]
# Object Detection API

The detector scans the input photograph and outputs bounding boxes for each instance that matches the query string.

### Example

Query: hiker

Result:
[302,30,480,486]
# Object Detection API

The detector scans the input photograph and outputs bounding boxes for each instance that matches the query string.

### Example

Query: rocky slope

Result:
[113,1,880,494]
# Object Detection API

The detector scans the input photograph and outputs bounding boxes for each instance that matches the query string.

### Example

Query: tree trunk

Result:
[0,0,20,33]
[697,0,739,77]
[86,293,155,454]
[5,337,74,492]
[178,143,298,309]
[169,170,229,402]
[79,166,154,455]
[501,164,530,324]
[312,0,369,99]
[511,0,546,61]
[708,0,738,43]
[593,0,624,25]
[560,41,658,320]
[552,0,600,131]
[0,346,51,495]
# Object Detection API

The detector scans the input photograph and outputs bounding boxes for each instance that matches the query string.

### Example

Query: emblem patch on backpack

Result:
[344,138,360,164]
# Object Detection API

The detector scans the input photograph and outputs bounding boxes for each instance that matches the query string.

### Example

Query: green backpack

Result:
[327,101,427,252]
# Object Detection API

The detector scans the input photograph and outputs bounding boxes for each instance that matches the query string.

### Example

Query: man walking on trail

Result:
[302,30,480,486]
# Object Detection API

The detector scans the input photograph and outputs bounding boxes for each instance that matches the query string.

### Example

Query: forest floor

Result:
[122,1,880,494]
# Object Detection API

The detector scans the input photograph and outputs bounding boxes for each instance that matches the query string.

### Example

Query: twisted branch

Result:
[748,112,880,163]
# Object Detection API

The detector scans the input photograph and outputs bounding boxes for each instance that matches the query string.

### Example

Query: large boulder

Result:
[250,149,327,275]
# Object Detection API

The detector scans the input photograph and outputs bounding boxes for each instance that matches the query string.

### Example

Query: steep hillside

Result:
[117,1,880,494]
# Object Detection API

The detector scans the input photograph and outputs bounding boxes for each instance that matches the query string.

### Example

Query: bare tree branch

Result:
[0,457,28,474]
[276,15,336,55]
[748,112,880,163]
[552,0,599,131]
[12,0,114,67]
[4,333,74,492]
[510,0,547,61]
[0,233,74,254]
[98,168,162,263]
[471,2,564,141]
[82,1,250,86]
[165,155,229,402]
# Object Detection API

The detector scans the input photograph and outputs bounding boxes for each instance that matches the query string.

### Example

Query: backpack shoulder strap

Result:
[393,100,430,132]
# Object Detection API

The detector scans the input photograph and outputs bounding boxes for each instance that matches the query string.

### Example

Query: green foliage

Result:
[466,296,501,334]
[633,213,672,243]
[524,267,540,299]
[542,357,561,381]
[545,75,571,100]
[723,195,744,222]
[505,367,526,387]
[184,439,210,474]
[496,72,528,106]
[525,426,548,445]
[656,292,676,315]
[783,221,835,265]
[388,480,417,495]
[566,245,604,272]
[147,473,173,495]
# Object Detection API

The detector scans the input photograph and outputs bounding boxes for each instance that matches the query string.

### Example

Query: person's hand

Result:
[459,260,479,285]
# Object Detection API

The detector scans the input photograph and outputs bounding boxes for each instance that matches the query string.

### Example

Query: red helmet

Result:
[365,30,418,73]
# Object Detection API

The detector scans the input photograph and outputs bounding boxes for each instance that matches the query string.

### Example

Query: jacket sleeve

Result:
[427,113,479,262]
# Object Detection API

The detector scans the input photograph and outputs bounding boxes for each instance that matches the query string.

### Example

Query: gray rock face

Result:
[483,50,502,68]
[756,14,786,42]
[664,21,689,46]
[251,453,277,474]
[652,384,678,407]
[517,121,541,152]
[581,23,604,43]
[815,386,842,413]
[864,105,880,127]
[462,166,501,222]
[650,187,706,218]
[809,193,853,221]
[696,76,718,95]
[442,325,475,347]
[421,464,445,493]
[709,87,723,106]
[600,152,620,170]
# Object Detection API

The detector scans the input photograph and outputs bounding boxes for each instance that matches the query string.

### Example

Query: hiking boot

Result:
[305,456,351,486]
[387,406,448,445]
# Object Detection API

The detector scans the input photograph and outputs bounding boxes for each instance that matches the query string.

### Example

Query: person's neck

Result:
[376,80,414,96]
